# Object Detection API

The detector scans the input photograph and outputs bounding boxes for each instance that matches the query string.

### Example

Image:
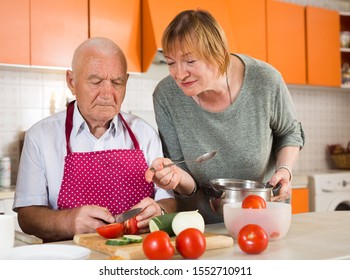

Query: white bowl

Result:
[223,202,291,241]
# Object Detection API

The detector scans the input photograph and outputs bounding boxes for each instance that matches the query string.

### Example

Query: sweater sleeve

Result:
[270,74,305,156]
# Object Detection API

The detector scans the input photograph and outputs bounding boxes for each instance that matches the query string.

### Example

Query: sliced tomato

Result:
[96,223,124,239]
[242,195,267,209]
[124,216,139,235]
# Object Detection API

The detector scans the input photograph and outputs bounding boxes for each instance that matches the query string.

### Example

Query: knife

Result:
[114,207,143,224]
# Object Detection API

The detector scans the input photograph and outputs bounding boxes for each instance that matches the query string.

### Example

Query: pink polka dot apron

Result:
[57,101,154,215]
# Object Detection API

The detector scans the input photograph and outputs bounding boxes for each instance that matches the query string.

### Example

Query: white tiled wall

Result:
[0,66,70,184]
[289,86,350,172]
[1,62,350,184]
[0,0,349,184]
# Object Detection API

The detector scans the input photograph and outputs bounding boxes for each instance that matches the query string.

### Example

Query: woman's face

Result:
[164,51,220,96]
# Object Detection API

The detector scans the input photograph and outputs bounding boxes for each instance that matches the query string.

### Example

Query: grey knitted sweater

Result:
[153,54,305,223]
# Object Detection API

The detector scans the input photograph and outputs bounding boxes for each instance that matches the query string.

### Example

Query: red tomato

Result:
[96,223,124,239]
[242,195,267,209]
[142,231,174,260]
[237,224,268,254]
[124,216,139,235]
[175,228,206,259]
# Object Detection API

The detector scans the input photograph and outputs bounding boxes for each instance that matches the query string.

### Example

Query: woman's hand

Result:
[268,168,292,202]
[145,157,181,190]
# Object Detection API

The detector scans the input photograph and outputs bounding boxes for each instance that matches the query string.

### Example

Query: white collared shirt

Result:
[14,102,173,210]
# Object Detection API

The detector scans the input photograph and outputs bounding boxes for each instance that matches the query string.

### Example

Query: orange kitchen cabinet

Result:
[30,0,88,68]
[193,1,235,56]
[0,0,30,65]
[267,0,306,84]
[227,0,266,62]
[89,0,142,73]
[142,0,195,72]
[142,0,234,72]
[292,188,309,214]
[306,6,341,87]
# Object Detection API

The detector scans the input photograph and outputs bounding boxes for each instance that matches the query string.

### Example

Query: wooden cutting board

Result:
[74,232,234,260]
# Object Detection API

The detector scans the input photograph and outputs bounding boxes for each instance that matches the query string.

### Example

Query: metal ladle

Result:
[150,150,218,172]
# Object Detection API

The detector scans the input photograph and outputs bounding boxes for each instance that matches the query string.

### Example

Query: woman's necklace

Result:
[226,72,233,105]
[198,72,232,108]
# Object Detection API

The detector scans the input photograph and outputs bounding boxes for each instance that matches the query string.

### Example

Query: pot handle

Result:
[266,182,283,197]
[201,184,224,198]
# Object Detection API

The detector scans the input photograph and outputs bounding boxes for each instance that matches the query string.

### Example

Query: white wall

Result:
[1,62,350,185]
[1,0,350,185]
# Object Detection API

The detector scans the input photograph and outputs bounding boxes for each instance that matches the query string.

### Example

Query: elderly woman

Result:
[145,9,305,223]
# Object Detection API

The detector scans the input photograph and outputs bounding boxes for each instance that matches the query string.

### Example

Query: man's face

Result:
[67,50,128,130]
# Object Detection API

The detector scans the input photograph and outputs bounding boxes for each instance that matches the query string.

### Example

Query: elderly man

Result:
[13,37,176,241]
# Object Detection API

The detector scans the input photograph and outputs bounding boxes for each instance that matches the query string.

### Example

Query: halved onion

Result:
[171,210,205,236]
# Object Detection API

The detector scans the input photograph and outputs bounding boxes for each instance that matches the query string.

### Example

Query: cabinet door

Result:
[142,0,234,72]
[89,0,141,73]
[306,6,341,87]
[0,0,30,65]
[292,188,309,214]
[267,0,306,84]
[227,0,266,62]
[30,0,88,68]
[142,0,196,72]
[194,0,235,56]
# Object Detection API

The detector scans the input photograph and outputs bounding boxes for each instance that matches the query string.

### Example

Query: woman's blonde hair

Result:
[162,9,231,76]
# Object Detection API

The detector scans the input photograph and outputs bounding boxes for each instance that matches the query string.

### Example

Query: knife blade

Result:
[114,207,143,224]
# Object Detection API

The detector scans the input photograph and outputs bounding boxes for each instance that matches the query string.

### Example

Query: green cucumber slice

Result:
[106,238,130,246]
[122,235,143,243]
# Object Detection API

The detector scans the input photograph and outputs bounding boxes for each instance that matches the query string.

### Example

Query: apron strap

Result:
[65,101,140,153]
[65,101,75,154]
[118,114,140,150]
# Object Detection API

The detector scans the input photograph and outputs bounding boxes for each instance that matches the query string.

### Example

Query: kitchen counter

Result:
[204,211,350,260]
[291,173,309,188]
[0,186,15,199]
[14,211,350,260]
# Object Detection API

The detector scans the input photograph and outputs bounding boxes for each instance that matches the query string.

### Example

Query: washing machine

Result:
[308,170,350,212]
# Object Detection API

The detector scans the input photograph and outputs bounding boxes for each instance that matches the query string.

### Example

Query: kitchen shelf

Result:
[340,12,350,87]
[341,47,350,52]
[340,11,350,17]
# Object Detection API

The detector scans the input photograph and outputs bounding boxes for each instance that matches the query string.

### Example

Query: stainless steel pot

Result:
[205,178,281,215]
